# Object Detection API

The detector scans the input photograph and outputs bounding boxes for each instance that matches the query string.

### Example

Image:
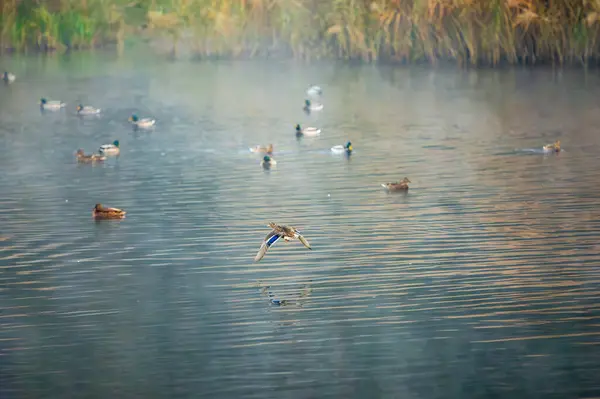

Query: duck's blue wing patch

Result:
[266,233,281,247]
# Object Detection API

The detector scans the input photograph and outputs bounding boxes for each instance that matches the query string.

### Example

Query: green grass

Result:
[2,0,600,66]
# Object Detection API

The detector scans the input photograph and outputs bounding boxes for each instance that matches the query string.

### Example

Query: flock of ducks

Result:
[247,85,412,262]
[3,73,564,262]
[3,71,157,220]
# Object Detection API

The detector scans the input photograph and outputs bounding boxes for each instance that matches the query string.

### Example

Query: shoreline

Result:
[2,41,600,70]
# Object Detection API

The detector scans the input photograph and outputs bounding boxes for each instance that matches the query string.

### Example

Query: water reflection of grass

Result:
[2,0,600,65]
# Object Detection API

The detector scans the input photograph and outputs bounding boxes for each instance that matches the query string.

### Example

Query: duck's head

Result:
[76,104,83,112]
[113,140,120,147]
[129,114,138,122]
[554,140,561,148]
[76,149,84,156]
[345,141,353,151]
[402,177,411,183]
[304,99,311,107]
[94,203,103,211]
[263,155,271,163]
[2,72,7,79]
[40,98,47,105]
[295,124,301,132]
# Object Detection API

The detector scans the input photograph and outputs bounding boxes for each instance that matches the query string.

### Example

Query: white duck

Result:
[2,71,16,83]
[40,98,66,110]
[331,141,353,154]
[306,85,322,97]
[76,104,101,115]
[303,99,323,112]
[128,114,156,128]
[99,140,120,156]
[295,123,321,137]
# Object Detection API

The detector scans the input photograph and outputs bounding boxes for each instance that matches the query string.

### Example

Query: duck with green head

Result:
[77,104,101,115]
[303,99,324,113]
[331,141,353,154]
[128,114,156,128]
[99,140,120,156]
[40,97,66,110]
[295,123,321,137]
[260,155,277,168]
[2,71,15,83]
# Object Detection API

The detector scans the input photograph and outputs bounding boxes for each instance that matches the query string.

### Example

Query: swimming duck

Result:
[331,141,353,155]
[295,123,321,137]
[76,104,101,115]
[543,140,561,153]
[306,85,323,97]
[250,144,273,155]
[128,114,156,128]
[381,177,411,191]
[303,99,324,112]
[92,204,126,219]
[2,71,15,83]
[254,222,312,262]
[40,98,66,110]
[99,140,120,156]
[260,155,277,168]
[76,149,106,163]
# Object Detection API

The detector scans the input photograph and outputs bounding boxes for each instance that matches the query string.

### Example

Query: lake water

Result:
[1,53,600,399]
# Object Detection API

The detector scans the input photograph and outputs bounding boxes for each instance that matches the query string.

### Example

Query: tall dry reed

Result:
[1,0,600,66]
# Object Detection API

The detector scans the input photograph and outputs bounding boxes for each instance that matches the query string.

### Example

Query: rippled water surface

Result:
[2,53,600,399]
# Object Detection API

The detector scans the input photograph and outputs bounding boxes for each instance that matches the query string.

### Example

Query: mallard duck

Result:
[92,204,126,219]
[76,149,106,163]
[99,140,120,156]
[2,71,15,83]
[303,99,324,112]
[306,85,323,97]
[128,114,156,128]
[40,98,66,110]
[295,124,321,137]
[381,177,411,191]
[76,104,101,115]
[260,155,277,169]
[250,144,273,155]
[331,141,353,155]
[543,140,561,153]
[254,222,312,262]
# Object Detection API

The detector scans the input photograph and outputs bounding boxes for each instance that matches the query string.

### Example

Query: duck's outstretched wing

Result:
[254,231,281,262]
[296,233,312,250]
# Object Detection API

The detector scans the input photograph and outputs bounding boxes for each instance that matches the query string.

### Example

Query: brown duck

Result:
[250,144,273,155]
[543,140,561,153]
[381,177,411,191]
[92,204,126,219]
[254,222,312,262]
[76,149,106,163]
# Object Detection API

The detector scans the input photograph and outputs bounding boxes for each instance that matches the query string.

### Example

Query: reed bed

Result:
[2,0,600,66]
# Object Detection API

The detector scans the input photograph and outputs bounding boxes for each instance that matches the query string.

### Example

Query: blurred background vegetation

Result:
[2,0,600,66]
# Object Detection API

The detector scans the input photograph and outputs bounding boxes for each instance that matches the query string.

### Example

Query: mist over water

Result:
[1,53,600,398]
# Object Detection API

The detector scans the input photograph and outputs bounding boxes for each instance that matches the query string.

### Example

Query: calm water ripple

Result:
[1,54,600,398]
